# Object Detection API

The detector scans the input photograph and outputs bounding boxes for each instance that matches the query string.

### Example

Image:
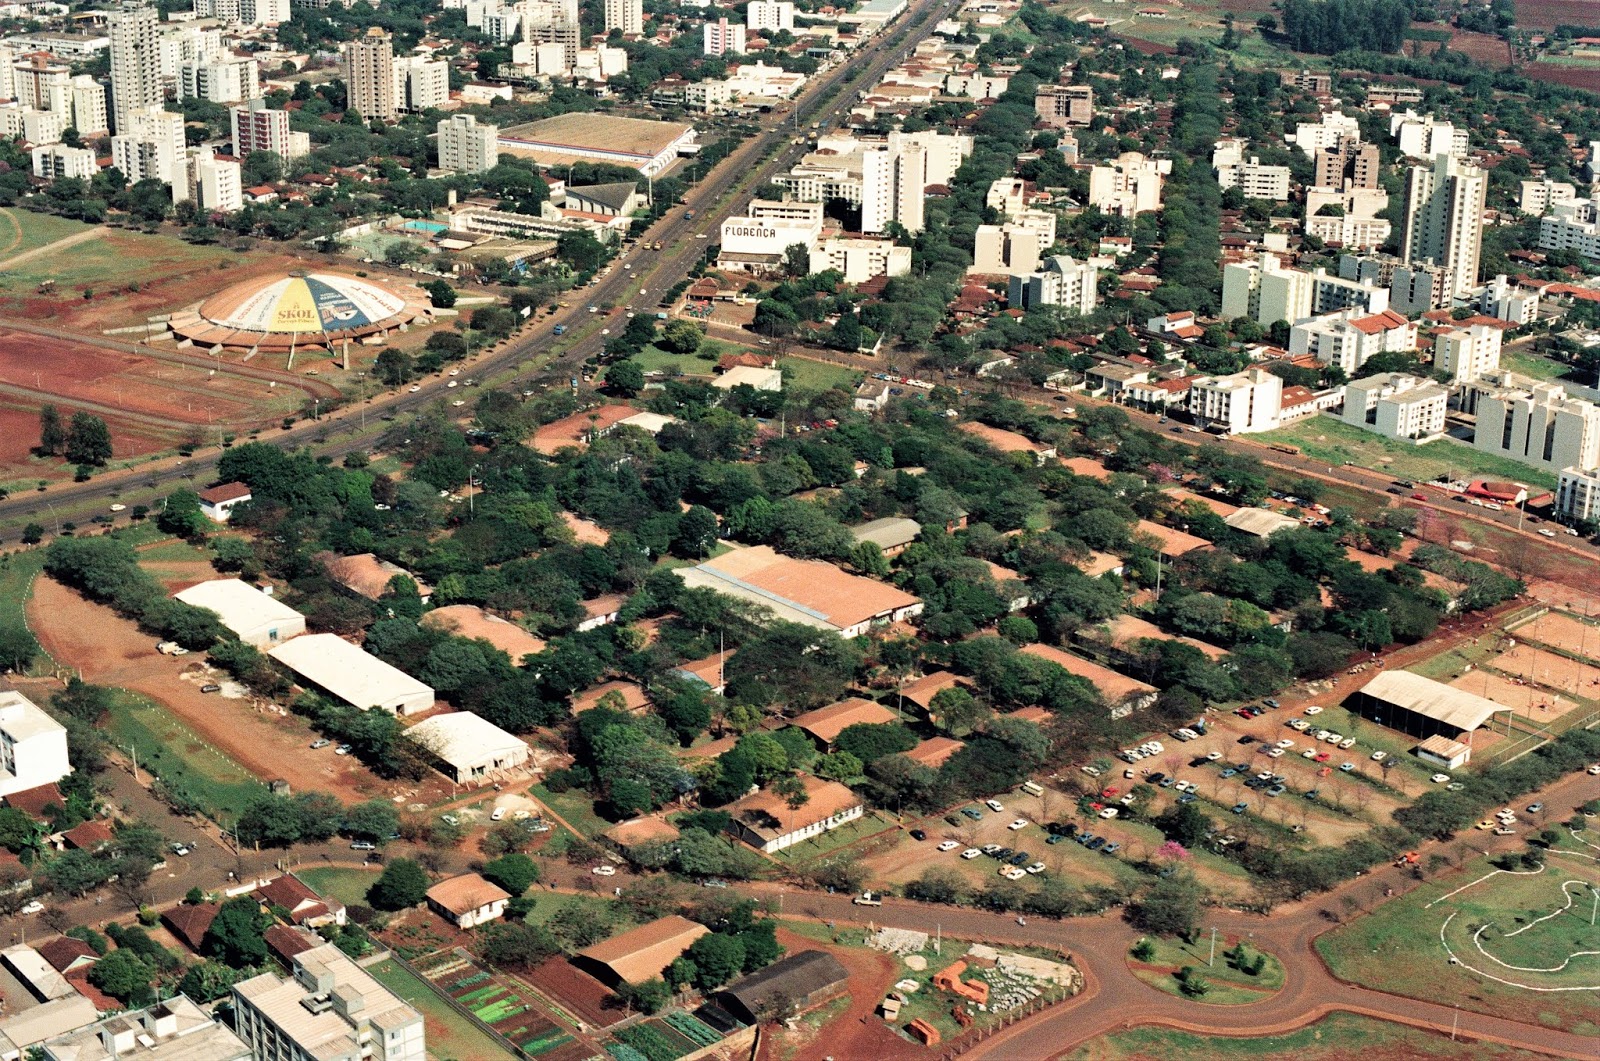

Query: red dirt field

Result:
[1525,61,1600,90]
[0,402,176,472]
[758,927,911,1061]
[1120,36,1178,55]
[1515,0,1600,30]
[0,330,274,426]
[26,574,392,804]
[1448,28,1513,65]
[523,956,623,1029]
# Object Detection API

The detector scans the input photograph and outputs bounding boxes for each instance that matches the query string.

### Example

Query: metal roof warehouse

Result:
[173,579,306,649]
[268,634,435,715]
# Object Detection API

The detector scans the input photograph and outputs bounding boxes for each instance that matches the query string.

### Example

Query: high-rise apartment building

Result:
[1433,323,1503,384]
[231,98,309,159]
[393,55,448,112]
[111,104,186,195]
[604,0,643,34]
[342,27,396,123]
[11,54,67,111]
[1475,380,1600,477]
[1401,153,1485,300]
[1187,369,1284,435]
[1007,255,1099,314]
[49,76,109,136]
[703,18,746,55]
[1087,152,1167,217]
[179,55,260,103]
[1314,138,1380,190]
[108,0,162,134]
[747,0,795,31]
[861,140,924,234]
[31,143,96,181]
[187,146,242,212]
[437,113,498,173]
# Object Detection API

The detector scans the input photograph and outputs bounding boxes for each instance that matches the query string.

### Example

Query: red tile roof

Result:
[199,481,252,504]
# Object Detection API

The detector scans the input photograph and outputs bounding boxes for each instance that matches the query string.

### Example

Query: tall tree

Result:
[38,404,65,456]
[65,413,112,466]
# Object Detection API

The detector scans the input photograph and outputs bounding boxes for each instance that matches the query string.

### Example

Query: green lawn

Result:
[1126,934,1284,1005]
[0,548,50,675]
[519,891,637,933]
[1062,1012,1549,1059]
[0,209,98,259]
[629,344,719,378]
[528,784,612,838]
[1258,415,1559,491]
[366,959,517,1059]
[1501,348,1572,383]
[102,690,268,820]
[781,357,859,392]
[0,225,237,295]
[1316,845,1600,1035]
[295,867,381,910]
[136,538,214,564]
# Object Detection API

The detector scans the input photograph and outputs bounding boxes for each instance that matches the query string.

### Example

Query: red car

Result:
[1314,751,1332,763]
[1411,493,1427,501]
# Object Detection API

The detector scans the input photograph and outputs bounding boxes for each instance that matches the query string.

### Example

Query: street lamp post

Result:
[1207,925,1217,967]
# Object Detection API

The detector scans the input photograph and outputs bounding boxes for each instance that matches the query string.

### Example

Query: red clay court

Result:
[1511,610,1600,661]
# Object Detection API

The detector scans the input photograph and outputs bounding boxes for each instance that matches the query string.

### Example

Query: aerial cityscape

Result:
[0,0,1594,1056]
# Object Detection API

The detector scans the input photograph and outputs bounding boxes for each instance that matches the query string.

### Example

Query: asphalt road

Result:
[0,0,957,537]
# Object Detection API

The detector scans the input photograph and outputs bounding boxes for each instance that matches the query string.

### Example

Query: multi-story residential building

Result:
[31,142,95,180]
[1339,252,1451,314]
[747,0,794,31]
[342,27,396,122]
[1401,152,1486,300]
[1007,254,1098,314]
[1034,83,1091,128]
[1557,467,1600,524]
[1341,372,1448,440]
[970,212,1054,274]
[1214,151,1291,200]
[703,18,746,56]
[111,104,186,194]
[393,55,448,112]
[1087,151,1167,217]
[1314,137,1380,190]
[603,0,642,34]
[1289,308,1415,376]
[49,76,108,136]
[1291,111,1361,155]
[861,140,924,234]
[885,129,970,187]
[108,0,161,134]
[233,943,425,1061]
[1222,252,1313,326]
[1475,380,1600,476]
[179,55,260,103]
[809,236,910,283]
[1312,270,1389,315]
[1186,368,1284,434]
[187,146,242,212]
[1539,198,1600,261]
[1281,69,1332,93]
[436,113,497,173]
[0,103,65,145]
[231,98,309,159]
[38,996,251,1060]
[1520,177,1576,216]
[1434,323,1502,384]
[1480,274,1539,326]
[11,54,67,110]
[0,690,70,797]
[1391,110,1468,159]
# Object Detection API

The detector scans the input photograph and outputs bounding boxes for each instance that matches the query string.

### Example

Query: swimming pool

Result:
[400,220,448,234]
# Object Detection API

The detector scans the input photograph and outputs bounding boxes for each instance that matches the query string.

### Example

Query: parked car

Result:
[984,799,1004,812]
[335,744,352,756]
[1101,842,1121,855]
[310,739,331,749]
[491,808,506,822]
[909,828,926,841]
[937,840,961,852]
[351,841,376,851]
[170,842,191,856]
[20,901,44,915]
[591,865,616,876]
[961,848,981,859]
[1007,818,1029,831]
[1025,861,1047,874]
[1232,802,1249,814]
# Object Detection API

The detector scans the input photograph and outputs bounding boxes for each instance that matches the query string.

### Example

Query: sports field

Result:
[1512,611,1600,660]
[1317,839,1600,1034]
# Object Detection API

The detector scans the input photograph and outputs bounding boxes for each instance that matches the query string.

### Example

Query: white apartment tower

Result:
[179,56,261,103]
[604,0,643,34]
[861,141,925,235]
[747,0,796,31]
[112,104,187,195]
[1007,255,1098,314]
[0,691,71,798]
[188,146,242,212]
[1187,369,1284,435]
[1476,380,1600,477]
[31,143,96,181]
[704,18,747,55]
[108,0,162,134]
[437,113,498,174]
[394,55,448,113]
[343,27,396,123]
[1401,153,1486,300]
[1433,323,1503,384]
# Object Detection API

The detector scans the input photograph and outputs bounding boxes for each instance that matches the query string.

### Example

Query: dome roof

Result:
[200,272,411,335]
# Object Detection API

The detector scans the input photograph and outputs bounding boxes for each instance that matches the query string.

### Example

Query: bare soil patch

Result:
[1515,0,1600,30]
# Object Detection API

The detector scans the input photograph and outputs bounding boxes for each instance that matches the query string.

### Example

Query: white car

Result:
[1538,528,1556,538]
[1431,773,1451,784]
[591,865,616,876]
[1304,705,1323,715]
[1339,737,1357,750]
[961,848,981,859]
[1313,729,1332,741]
[1099,807,1119,819]
[937,840,960,852]
[1265,747,1285,758]
[1289,719,1311,732]
[1371,751,1387,762]
[1025,862,1046,875]
[1323,732,1343,745]
[1275,738,1295,749]
[1007,818,1029,831]
[999,866,1026,880]
[1205,751,1222,761]
[1301,748,1318,759]
[490,808,505,821]
[19,901,43,916]
[985,799,1004,812]
[1588,764,1600,775]
[408,384,421,392]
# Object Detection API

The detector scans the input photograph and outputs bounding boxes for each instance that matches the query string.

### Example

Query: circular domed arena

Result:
[168,271,434,352]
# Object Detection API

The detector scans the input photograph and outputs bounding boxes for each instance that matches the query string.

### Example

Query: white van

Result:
[1020,781,1044,797]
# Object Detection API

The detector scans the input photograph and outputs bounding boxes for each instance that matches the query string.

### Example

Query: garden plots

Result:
[1316,836,1600,1035]
[609,1010,733,1061]
[365,958,520,1061]
[412,950,593,1060]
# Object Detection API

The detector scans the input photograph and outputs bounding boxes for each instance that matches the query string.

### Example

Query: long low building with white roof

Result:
[268,634,435,715]
[173,578,306,649]
[405,711,529,783]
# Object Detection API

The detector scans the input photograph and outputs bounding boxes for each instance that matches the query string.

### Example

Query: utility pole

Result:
[1207,925,1217,967]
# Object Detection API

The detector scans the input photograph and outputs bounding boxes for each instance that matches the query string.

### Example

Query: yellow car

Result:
[1475,819,1497,830]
